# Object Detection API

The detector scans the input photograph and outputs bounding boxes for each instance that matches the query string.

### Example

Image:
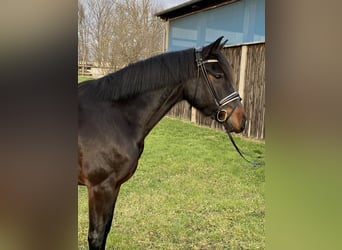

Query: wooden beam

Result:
[238,45,248,102]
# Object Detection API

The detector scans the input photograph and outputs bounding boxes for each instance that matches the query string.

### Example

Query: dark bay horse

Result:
[78,37,246,249]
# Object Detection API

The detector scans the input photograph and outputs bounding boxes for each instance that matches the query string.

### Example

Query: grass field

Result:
[78,117,265,249]
[78,76,93,83]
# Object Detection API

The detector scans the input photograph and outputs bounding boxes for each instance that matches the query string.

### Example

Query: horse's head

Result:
[185,37,246,133]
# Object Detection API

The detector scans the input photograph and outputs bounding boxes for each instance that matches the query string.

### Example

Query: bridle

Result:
[195,47,241,124]
[195,47,264,166]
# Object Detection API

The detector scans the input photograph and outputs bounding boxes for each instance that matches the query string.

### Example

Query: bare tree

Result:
[79,0,164,75]
[78,0,90,74]
[113,0,164,66]
[85,0,117,74]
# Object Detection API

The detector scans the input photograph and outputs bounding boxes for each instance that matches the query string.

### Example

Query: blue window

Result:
[168,0,265,51]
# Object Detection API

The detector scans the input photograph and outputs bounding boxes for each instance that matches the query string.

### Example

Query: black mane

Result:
[78,48,196,101]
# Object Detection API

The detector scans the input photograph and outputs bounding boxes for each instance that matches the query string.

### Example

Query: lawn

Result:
[78,75,94,83]
[78,117,265,249]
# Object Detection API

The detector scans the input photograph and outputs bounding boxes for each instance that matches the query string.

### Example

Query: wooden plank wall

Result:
[167,100,191,120]
[243,43,265,139]
[167,42,265,140]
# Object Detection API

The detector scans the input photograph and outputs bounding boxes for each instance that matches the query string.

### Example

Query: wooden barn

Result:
[156,0,265,140]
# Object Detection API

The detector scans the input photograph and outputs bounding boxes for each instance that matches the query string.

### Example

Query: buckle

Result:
[216,109,229,123]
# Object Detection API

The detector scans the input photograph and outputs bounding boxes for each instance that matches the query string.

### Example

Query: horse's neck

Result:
[132,85,184,139]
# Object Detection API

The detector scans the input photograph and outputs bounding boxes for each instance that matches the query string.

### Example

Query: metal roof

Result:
[155,0,238,21]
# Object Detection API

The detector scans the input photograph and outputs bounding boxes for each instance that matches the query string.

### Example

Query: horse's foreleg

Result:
[87,178,120,250]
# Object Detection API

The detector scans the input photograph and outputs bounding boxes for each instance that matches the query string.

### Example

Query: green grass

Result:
[78,75,94,83]
[78,117,265,249]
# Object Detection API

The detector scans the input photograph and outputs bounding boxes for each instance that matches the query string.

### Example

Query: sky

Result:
[159,0,189,9]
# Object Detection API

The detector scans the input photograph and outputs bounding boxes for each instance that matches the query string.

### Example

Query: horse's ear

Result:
[202,36,224,58]
[219,39,228,49]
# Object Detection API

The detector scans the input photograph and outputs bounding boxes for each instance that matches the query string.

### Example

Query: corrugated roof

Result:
[155,0,238,20]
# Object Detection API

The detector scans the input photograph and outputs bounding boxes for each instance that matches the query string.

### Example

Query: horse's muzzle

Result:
[225,104,247,133]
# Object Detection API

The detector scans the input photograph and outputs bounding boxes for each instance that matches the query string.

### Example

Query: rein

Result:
[223,123,265,166]
[195,48,265,166]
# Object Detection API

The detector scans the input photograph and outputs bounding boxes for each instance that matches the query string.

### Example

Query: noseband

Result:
[195,47,241,123]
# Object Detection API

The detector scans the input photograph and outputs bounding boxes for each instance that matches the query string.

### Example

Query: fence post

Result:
[238,45,248,101]
[190,107,196,123]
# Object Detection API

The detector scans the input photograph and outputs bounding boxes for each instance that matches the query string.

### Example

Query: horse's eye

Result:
[215,73,224,79]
